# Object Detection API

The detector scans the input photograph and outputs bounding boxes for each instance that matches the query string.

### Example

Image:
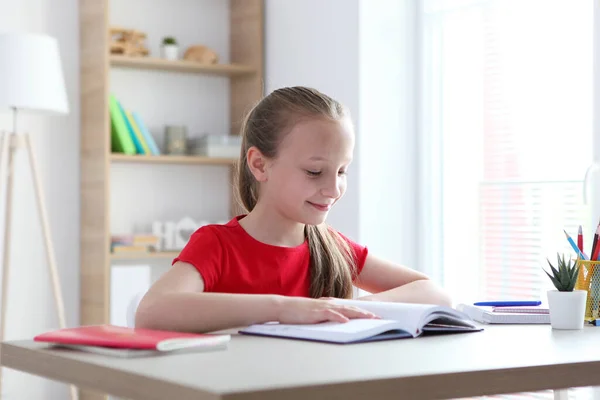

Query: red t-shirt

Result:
[172,216,368,297]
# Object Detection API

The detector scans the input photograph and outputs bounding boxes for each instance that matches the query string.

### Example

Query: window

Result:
[419,0,594,306]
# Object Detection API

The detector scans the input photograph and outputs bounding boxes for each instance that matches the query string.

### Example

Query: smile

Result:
[307,202,332,212]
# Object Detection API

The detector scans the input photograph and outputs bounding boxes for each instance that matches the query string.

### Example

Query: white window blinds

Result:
[420,0,593,304]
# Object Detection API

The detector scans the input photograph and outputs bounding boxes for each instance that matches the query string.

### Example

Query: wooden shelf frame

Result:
[110,153,237,166]
[110,251,180,260]
[110,54,255,76]
[79,1,264,399]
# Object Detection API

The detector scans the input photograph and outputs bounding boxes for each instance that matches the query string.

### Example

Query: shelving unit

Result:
[80,1,263,399]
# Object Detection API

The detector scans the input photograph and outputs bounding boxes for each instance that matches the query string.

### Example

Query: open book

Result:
[239,299,482,344]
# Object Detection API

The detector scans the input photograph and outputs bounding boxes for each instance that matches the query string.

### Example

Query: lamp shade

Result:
[0,32,69,115]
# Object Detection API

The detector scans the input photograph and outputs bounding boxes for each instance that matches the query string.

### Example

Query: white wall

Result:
[266,0,418,268]
[0,0,80,399]
[265,0,361,240]
[358,0,418,267]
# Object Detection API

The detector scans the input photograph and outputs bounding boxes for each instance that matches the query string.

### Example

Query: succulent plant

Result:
[162,36,177,46]
[543,253,580,292]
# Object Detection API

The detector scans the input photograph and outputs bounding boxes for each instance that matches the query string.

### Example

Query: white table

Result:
[2,324,600,399]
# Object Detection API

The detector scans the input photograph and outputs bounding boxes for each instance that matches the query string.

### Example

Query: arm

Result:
[135,262,281,332]
[354,253,452,307]
[135,262,379,333]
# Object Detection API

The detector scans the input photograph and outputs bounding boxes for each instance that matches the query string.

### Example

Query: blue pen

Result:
[473,301,542,307]
[564,229,588,260]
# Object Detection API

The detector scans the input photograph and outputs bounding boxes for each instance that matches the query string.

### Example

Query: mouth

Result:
[307,201,333,212]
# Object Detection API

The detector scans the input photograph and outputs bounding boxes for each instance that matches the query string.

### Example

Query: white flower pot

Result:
[161,44,179,60]
[547,289,587,330]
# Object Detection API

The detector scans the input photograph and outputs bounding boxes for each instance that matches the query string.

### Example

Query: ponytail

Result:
[305,224,356,298]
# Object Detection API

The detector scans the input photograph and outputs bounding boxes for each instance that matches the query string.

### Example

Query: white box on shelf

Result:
[189,134,242,158]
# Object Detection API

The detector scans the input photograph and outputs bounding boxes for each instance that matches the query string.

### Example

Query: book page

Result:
[330,299,432,333]
[240,319,414,343]
[288,319,406,334]
[330,299,476,332]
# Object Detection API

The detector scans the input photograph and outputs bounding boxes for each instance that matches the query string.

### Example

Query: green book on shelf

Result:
[124,109,150,155]
[109,94,136,155]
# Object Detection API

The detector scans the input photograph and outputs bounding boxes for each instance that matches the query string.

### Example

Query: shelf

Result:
[110,153,237,166]
[110,251,180,260]
[110,55,255,77]
[80,1,264,377]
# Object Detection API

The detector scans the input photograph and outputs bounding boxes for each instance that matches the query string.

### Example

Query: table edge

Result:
[3,341,600,400]
[0,342,220,400]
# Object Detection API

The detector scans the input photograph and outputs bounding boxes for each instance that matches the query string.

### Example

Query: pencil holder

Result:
[574,259,600,321]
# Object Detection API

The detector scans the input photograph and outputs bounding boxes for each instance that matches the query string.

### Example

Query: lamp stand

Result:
[0,125,77,400]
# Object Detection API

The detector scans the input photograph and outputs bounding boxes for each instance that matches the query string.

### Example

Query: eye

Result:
[306,170,321,177]
[338,170,347,176]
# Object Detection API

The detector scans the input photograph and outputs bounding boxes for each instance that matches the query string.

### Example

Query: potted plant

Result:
[543,253,587,330]
[161,36,179,60]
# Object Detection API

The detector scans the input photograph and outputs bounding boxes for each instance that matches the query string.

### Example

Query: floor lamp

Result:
[0,33,77,400]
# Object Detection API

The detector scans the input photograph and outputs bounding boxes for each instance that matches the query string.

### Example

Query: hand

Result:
[277,297,380,324]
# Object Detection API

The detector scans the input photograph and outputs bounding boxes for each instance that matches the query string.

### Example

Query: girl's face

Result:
[261,117,355,226]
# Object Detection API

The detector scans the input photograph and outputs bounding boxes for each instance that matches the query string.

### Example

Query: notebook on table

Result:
[457,304,550,324]
[34,324,231,358]
[491,306,549,314]
[239,299,483,344]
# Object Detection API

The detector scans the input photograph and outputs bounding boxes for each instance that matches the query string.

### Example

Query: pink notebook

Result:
[34,324,231,357]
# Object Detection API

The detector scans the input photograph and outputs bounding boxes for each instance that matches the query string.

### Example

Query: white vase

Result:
[161,44,179,60]
[547,289,587,330]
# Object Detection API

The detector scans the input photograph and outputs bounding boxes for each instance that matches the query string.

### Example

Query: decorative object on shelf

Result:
[183,44,219,64]
[157,221,176,251]
[174,217,201,249]
[543,253,586,330]
[188,134,242,158]
[161,36,179,60]
[165,125,188,155]
[152,217,228,251]
[110,26,149,57]
[0,32,77,400]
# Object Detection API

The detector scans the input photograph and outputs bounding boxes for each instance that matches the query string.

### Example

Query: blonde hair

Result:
[236,86,357,299]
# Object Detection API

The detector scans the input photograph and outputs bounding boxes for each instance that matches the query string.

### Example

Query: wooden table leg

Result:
[0,132,15,396]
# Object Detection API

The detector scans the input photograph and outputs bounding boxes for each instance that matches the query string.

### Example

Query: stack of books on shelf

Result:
[111,234,160,254]
[110,94,161,156]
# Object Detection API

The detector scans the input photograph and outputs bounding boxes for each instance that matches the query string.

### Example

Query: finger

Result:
[320,308,350,323]
[336,305,380,319]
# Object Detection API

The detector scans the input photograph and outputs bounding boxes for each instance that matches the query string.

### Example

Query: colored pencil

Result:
[564,229,587,260]
[592,222,600,261]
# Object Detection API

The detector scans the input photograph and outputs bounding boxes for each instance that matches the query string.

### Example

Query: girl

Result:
[136,86,451,333]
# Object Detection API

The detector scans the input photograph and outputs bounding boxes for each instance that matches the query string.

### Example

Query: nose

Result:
[320,175,342,199]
